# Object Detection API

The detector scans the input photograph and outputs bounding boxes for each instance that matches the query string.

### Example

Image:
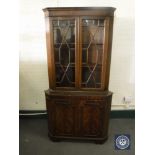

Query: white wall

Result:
[19,0,135,110]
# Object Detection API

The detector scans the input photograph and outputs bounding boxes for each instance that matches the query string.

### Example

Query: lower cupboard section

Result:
[45,90,112,143]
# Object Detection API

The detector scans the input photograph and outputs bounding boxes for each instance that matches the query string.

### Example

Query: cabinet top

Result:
[43,7,116,17]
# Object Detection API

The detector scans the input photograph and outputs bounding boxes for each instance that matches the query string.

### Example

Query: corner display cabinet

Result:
[43,7,116,144]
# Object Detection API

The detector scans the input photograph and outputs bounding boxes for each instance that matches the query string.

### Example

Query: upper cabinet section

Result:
[43,7,116,17]
[43,8,116,90]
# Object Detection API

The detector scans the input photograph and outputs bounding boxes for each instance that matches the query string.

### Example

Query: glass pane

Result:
[81,19,104,88]
[53,19,75,87]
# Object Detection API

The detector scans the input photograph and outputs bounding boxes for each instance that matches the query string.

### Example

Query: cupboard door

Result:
[80,18,105,88]
[51,99,76,136]
[79,100,105,137]
[52,18,78,88]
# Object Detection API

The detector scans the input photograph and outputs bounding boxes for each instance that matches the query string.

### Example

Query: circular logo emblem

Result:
[115,135,130,150]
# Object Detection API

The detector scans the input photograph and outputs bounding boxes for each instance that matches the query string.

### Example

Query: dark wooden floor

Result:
[19,118,135,155]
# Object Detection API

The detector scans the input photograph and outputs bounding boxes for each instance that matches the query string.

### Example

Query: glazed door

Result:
[51,17,78,88]
[51,17,109,89]
[80,17,107,89]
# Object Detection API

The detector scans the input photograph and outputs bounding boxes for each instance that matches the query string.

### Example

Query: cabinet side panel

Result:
[102,17,114,90]
[45,17,55,88]
[102,95,112,137]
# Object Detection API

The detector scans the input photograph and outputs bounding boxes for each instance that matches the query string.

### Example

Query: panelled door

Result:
[47,97,77,136]
[79,100,105,137]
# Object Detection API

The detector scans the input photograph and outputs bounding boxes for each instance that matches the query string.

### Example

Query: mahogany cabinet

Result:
[43,7,116,143]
